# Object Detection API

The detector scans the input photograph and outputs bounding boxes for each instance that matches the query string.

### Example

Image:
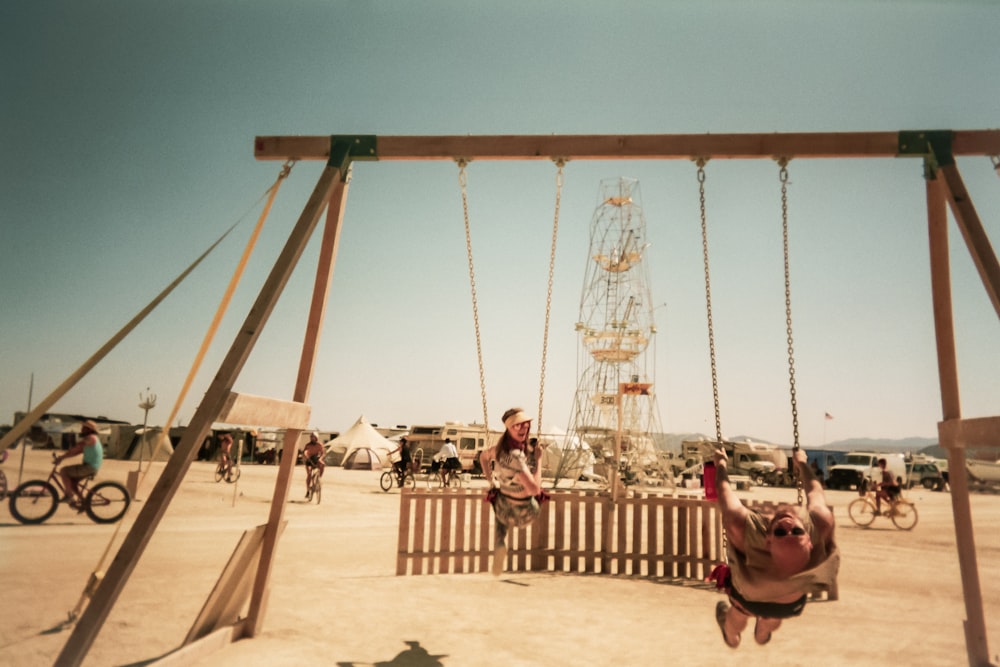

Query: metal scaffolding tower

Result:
[562,177,668,489]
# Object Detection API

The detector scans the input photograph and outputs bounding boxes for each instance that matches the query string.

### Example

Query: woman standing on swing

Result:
[479,407,549,576]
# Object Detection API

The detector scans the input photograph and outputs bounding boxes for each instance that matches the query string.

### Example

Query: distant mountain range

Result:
[654,433,940,454]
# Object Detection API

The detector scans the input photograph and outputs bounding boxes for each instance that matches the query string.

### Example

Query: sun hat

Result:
[503,409,532,431]
[81,419,98,433]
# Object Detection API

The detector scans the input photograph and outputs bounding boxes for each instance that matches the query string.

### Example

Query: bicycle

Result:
[9,454,131,525]
[305,464,322,503]
[214,456,240,484]
[427,464,463,489]
[380,465,416,492]
[0,449,8,501]
[847,489,919,530]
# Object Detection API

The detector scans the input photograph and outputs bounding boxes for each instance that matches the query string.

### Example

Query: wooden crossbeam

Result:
[254,130,1000,162]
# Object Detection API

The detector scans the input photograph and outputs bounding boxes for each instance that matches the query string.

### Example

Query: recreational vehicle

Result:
[404,422,500,474]
[681,439,785,484]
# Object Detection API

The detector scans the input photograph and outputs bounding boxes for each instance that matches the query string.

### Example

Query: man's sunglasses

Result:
[773,526,806,537]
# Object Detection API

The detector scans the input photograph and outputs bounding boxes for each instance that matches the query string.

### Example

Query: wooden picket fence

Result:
[395,487,838,600]
[395,488,722,581]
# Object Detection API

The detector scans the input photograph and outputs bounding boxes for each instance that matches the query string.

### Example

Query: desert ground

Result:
[2,447,999,667]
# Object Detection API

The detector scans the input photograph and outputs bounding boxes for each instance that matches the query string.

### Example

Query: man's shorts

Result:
[63,463,97,480]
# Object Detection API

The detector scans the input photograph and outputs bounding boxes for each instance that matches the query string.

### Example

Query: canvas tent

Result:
[325,415,396,469]
[106,425,175,461]
[341,446,384,470]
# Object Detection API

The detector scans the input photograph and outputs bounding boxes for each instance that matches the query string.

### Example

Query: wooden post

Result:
[243,171,351,637]
[612,385,624,502]
[927,171,994,667]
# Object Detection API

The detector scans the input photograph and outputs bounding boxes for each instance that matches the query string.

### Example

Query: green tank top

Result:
[83,437,103,470]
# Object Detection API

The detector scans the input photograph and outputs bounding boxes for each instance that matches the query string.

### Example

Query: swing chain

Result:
[457,158,490,432]
[777,157,804,506]
[536,158,566,437]
[696,158,723,447]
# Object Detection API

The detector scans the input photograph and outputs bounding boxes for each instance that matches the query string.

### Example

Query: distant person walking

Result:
[479,408,548,576]
[56,419,103,507]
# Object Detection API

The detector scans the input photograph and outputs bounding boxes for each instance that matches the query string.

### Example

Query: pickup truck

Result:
[826,452,906,492]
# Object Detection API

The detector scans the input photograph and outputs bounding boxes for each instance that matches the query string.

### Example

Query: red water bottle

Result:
[703,461,717,500]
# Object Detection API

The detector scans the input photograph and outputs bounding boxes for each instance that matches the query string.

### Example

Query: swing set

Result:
[17,130,998,667]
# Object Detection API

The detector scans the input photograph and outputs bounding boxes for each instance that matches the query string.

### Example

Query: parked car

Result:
[905,462,947,491]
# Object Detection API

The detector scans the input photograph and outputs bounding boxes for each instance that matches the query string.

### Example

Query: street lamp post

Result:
[137,388,157,471]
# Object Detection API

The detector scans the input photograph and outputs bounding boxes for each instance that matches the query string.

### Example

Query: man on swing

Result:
[710,446,839,648]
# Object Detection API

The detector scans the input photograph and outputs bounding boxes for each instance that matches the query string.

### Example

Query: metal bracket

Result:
[898,130,954,179]
[328,135,378,180]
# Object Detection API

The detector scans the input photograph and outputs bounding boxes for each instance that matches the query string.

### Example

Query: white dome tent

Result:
[325,415,396,470]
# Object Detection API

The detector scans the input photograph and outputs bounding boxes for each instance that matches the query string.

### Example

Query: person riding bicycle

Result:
[874,457,901,514]
[432,438,461,485]
[302,431,326,498]
[56,419,103,508]
[218,432,234,469]
[390,437,412,487]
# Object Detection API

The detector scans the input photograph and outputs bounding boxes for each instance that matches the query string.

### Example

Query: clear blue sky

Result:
[2,1,998,446]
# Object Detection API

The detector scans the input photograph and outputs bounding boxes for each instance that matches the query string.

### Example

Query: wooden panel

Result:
[184,522,285,644]
[939,416,1000,448]
[217,392,311,429]
[477,494,491,572]
[453,491,467,574]
[157,626,238,667]
[395,488,412,575]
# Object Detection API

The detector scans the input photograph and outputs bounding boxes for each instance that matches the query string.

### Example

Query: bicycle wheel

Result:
[0,470,7,501]
[9,480,59,525]
[312,476,322,504]
[890,501,919,531]
[85,481,131,524]
[380,471,394,492]
[225,466,241,483]
[403,472,416,490]
[214,464,226,483]
[447,471,463,488]
[847,497,877,527]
